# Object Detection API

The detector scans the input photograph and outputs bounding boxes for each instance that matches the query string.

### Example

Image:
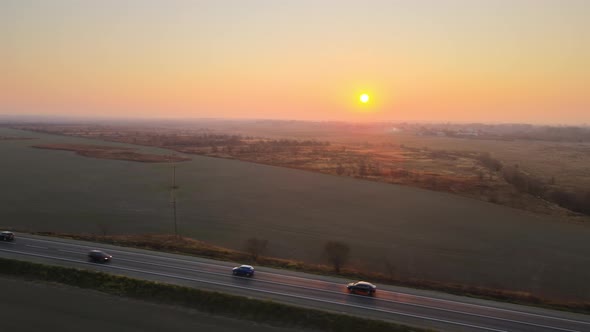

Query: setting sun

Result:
[360,94,369,103]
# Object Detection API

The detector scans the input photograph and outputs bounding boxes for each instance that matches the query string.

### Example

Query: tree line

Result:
[477,153,590,215]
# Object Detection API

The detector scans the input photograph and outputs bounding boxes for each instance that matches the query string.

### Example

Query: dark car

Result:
[347,281,377,295]
[88,250,112,263]
[0,231,15,242]
[232,265,255,277]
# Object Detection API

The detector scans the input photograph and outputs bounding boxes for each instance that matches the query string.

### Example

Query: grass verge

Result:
[30,232,590,314]
[0,257,430,332]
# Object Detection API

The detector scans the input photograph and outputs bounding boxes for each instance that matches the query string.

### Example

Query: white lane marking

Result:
[0,247,509,332]
[25,244,49,249]
[58,249,87,254]
[253,271,590,327]
[16,236,590,327]
[54,247,586,332]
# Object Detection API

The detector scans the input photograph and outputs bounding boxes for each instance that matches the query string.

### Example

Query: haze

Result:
[1,0,589,124]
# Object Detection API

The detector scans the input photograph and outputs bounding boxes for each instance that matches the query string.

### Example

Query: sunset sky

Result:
[1,0,589,124]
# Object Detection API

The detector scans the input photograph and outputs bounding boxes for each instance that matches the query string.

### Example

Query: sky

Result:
[1,0,589,124]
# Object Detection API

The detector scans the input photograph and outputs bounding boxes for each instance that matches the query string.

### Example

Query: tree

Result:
[96,222,110,236]
[476,152,502,172]
[244,238,268,261]
[358,160,368,177]
[323,241,350,273]
[384,259,397,280]
[477,171,484,181]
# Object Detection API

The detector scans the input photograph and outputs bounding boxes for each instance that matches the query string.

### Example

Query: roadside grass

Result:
[0,257,431,332]
[32,232,590,315]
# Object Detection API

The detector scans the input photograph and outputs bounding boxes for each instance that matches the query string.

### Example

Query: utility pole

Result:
[173,163,177,189]
[170,156,179,238]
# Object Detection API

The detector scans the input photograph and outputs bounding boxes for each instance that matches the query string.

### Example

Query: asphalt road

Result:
[1,234,589,332]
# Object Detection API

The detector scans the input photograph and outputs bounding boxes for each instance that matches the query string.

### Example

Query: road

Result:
[1,234,589,332]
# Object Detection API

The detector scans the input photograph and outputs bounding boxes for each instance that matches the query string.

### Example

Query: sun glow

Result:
[360,94,370,103]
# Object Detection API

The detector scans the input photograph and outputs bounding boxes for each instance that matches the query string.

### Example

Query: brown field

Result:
[391,134,590,191]
[197,121,590,194]
[0,136,36,141]
[33,143,190,163]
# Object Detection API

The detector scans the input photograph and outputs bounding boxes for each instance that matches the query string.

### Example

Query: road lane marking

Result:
[25,244,49,249]
[0,247,511,332]
[15,235,590,328]
[58,249,87,254]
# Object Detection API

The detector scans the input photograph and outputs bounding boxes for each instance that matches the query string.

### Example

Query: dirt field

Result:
[0,136,36,140]
[33,143,190,163]
[2,127,590,302]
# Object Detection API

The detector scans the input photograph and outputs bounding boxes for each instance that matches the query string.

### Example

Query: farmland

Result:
[15,122,590,219]
[1,126,590,302]
[33,143,190,163]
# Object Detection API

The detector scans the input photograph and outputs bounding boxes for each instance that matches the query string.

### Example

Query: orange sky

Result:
[1,1,589,124]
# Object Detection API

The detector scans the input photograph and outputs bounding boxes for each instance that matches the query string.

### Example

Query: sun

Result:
[360,93,369,103]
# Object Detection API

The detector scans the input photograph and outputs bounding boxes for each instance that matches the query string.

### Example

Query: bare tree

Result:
[96,222,110,236]
[244,238,268,261]
[323,241,350,273]
[384,259,397,280]
[358,161,368,177]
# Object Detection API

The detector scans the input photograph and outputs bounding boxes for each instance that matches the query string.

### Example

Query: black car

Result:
[88,250,112,263]
[347,281,377,295]
[232,265,255,277]
[0,231,15,242]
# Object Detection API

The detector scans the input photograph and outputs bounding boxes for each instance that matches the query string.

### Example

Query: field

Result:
[0,276,304,332]
[33,143,190,163]
[2,127,590,301]
[16,122,590,218]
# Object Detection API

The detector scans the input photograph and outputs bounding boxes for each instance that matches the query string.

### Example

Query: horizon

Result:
[1,113,589,128]
[2,0,589,124]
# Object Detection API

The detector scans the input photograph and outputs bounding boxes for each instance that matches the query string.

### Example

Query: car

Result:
[88,250,112,263]
[347,281,377,295]
[232,265,255,277]
[0,231,15,242]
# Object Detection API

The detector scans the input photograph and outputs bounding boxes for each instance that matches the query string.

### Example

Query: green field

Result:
[0,276,302,332]
[1,127,590,301]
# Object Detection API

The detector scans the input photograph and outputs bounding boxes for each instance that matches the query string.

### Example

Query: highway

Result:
[1,234,589,332]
